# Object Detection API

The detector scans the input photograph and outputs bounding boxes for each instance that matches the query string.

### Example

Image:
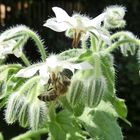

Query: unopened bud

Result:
[67,78,85,107]
[29,100,47,130]
[85,76,106,107]
[119,32,137,56]
[104,5,126,29]
[18,100,29,128]
[5,93,24,124]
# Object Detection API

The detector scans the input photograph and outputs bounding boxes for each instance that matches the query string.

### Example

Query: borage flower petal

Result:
[44,6,110,45]
[16,55,93,85]
[52,7,71,22]
[44,18,70,32]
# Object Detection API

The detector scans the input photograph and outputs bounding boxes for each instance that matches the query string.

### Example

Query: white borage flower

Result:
[104,5,126,29]
[15,55,93,85]
[0,40,22,59]
[43,7,110,47]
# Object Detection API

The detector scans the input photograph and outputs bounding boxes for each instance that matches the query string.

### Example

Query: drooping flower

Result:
[0,40,22,59]
[44,7,110,47]
[0,26,31,59]
[15,55,93,85]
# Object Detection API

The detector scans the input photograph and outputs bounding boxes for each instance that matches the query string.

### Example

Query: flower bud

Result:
[29,100,47,130]
[5,92,24,124]
[18,100,29,128]
[67,77,85,107]
[104,5,126,29]
[84,76,107,107]
[119,32,137,56]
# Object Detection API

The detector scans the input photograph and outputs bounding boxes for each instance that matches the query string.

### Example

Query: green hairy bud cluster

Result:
[104,5,126,29]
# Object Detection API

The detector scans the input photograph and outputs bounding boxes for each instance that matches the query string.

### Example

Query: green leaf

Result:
[100,54,130,124]
[77,49,92,62]
[58,48,84,61]
[101,54,115,96]
[79,100,123,140]
[49,121,66,140]
[49,110,85,140]
[106,95,130,125]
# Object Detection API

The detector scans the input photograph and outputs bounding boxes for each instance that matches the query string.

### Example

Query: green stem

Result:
[94,53,101,77]
[97,40,104,51]
[20,53,30,66]
[24,29,47,61]
[90,35,97,52]
[105,39,140,54]
[11,128,48,140]
[110,31,133,40]
[48,102,56,121]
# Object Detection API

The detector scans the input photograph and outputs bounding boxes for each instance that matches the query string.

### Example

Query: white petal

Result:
[15,64,42,78]
[39,65,49,85]
[100,33,111,44]
[0,45,13,55]
[46,55,63,72]
[44,18,69,32]
[52,7,70,22]
[90,29,111,44]
[72,61,93,70]
[62,63,75,73]
[90,13,106,28]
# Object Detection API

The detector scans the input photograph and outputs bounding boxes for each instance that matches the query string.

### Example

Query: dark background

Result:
[0,0,140,140]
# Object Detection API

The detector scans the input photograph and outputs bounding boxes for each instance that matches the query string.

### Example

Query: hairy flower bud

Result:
[67,78,85,107]
[18,100,29,128]
[84,76,107,107]
[104,5,126,29]
[119,32,138,56]
[5,92,24,124]
[29,100,47,130]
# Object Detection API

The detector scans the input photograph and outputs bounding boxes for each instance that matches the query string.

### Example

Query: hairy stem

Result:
[20,53,30,66]
[94,53,102,77]
[105,39,140,54]
[90,35,97,52]
[11,128,48,140]
[24,29,47,61]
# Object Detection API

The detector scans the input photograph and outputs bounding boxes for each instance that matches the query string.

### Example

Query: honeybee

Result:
[38,69,73,102]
